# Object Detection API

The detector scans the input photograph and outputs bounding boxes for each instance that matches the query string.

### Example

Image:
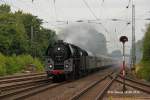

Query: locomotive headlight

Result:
[65,64,69,68]
[49,64,53,68]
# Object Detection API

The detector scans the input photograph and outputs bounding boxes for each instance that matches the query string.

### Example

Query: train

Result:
[45,40,116,81]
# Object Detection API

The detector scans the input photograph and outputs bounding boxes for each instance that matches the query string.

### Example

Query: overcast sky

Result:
[0,0,150,54]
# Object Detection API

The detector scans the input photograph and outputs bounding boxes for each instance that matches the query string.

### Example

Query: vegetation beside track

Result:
[0,4,56,76]
[136,62,150,81]
[0,53,44,76]
[136,24,150,81]
[0,4,56,57]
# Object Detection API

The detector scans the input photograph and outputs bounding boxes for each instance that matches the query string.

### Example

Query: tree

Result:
[0,4,56,57]
[14,11,56,57]
[142,24,150,61]
[137,24,150,81]
[0,4,56,75]
[0,4,10,14]
[0,12,28,55]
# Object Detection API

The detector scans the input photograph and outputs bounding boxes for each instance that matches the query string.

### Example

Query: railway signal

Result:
[119,36,128,93]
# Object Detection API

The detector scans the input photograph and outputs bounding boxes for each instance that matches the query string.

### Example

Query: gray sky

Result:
[0,0,150,54]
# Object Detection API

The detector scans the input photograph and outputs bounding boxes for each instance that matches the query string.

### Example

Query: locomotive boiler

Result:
[45,40,115,81]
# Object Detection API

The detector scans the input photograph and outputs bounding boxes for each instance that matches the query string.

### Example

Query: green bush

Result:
[0,53,7,76]
[33,58,44,72]
[17,54,44,72]
[17,55,34,68]
[5,56,21,74]
[0,53,44,76]
[138,24,150,81]
[137,61,150,81]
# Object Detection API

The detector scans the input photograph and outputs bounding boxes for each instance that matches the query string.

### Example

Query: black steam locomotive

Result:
[45,40,116,81]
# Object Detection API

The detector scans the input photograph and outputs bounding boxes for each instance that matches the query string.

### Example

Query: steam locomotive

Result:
[45,40,116,81]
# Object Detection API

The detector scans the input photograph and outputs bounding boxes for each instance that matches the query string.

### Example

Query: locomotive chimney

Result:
[57,40,63,43]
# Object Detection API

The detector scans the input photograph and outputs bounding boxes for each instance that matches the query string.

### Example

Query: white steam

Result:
[57,23,108,56]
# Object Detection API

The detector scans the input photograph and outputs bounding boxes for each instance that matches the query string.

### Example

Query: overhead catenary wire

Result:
[80,0,113,39]
[86,0,126,51]
[98,22,120,51]
[126,0,131,8]
[80,0,114,47]
[53,0,57,20]
[82,0,99,20]
[0,0,143,55]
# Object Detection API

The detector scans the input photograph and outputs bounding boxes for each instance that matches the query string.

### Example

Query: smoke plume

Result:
[57,23,108,56]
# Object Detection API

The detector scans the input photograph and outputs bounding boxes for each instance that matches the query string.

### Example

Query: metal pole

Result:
[131,0,136,71]
[31,25,34,57]
[120,36,128,93]
[123,43,126,93]
[31,25,33,43]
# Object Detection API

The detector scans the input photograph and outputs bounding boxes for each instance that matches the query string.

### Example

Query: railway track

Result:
[0,72,74,100]
[70,72,118,100]
[103,73,150,100]
[0,72,53,100]
[116,75,150,94]
[0,81,67,100]
[0,78,48,92]
[3,68,149,100]
[20,67,116,100]
[0,72,45,80]
[0,69,115,100]
[70,72,150,100]
[0,72,46,84]
[119,75,150,87]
